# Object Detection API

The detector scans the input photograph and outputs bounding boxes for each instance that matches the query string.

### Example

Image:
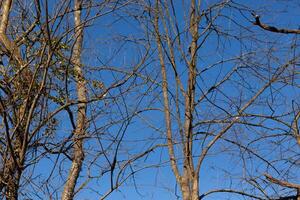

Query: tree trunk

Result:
[61,0,87,199]
[181,175,199,200]
[5,172,20,200]
[181,0,199,199]
[3,156,21,200]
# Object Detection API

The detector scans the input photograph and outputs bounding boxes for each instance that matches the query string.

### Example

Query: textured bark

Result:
[181,177,199,200]
[61,0,87,199]
[181,0,199,199]
[181,158,199,200]
[3,157,20,200]
[0,0,26,199]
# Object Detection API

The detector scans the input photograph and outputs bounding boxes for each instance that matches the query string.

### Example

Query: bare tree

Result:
[0,0,152,199]
[140,0,300,199]
[0,1,298,200]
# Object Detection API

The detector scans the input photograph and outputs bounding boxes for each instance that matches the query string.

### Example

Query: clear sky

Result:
[18,0,300,199]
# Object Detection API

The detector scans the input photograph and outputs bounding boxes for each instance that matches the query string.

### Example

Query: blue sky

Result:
[16,0,300,199]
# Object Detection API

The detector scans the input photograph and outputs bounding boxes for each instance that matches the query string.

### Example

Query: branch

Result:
[196,58,295,174]
[252,13,300,34]
[200,188,265,200]
[0,0,24,66]
[292,110,300,145]
[264,173,300,189]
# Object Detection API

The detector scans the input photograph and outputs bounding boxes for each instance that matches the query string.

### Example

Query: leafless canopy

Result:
[0,0,299,200]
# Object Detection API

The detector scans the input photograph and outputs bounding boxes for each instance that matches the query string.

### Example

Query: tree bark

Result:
[61,0,87,199]
[153,0,182,185]
[153,0,200,199]
[0,0,27,199]
[3,157,20,200]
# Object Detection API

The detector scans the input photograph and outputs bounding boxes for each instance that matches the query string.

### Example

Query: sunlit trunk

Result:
[61,0,87,199]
